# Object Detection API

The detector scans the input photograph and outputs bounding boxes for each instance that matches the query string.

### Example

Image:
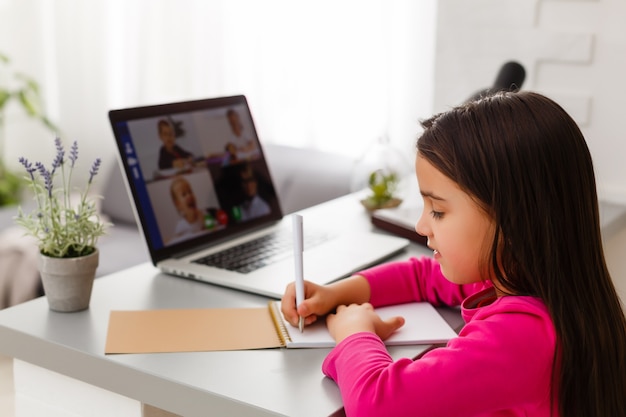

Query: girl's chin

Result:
[437,264,457,284]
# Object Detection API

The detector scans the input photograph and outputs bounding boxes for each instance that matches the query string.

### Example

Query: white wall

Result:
[0,1,437,196]
[433,0,626,205]
[434,0,626,305]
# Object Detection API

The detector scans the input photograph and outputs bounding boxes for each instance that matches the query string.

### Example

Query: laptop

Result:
[108,95,409,298]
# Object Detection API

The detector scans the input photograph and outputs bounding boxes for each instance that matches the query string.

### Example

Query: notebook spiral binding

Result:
[268,301,291,347]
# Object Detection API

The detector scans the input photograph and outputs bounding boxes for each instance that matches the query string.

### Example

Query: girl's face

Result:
[415,154,495,285]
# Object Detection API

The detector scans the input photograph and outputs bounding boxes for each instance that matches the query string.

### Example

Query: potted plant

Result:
[360,169,403,211]
[14,137,107,312]
[0,52,58,206]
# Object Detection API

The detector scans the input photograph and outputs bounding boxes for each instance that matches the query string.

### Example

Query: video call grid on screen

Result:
[112,100,281,252]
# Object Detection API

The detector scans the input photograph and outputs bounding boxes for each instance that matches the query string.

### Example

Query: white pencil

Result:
[292,214,305,332]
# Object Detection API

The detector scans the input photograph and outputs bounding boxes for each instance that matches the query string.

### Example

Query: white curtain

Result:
[1,0,436,186]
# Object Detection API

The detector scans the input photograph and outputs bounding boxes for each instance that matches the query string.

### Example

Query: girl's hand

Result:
[326,303,405,344]
[280,275,372,329]
[281,280,336,328]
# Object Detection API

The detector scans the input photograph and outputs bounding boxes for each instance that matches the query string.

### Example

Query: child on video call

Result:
[238,164,270,221]
[170,176,205,238]
[157,118,193,170]
[281,91,626,417]
[226,108,257,158]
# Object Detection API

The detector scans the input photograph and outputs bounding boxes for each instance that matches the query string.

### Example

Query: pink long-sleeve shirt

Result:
[322,257,558,417]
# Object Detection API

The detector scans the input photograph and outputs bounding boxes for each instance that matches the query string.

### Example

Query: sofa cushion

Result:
[101,160,137,225]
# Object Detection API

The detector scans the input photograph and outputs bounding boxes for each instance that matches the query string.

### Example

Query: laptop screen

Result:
[109,96,283,262]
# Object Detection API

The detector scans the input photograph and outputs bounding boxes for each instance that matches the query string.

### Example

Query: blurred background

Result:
[1,0,625,205]
[0,0,434,188]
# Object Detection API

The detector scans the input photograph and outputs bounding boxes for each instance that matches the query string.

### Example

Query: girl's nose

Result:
[415,211,430,238]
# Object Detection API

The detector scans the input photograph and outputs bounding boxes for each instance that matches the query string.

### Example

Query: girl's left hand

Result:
[326,303,405,344]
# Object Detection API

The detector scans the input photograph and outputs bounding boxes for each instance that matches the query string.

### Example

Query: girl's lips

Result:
[433,249,441,259]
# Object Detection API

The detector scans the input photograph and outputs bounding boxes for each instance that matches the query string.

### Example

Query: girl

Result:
[281,91,626,417]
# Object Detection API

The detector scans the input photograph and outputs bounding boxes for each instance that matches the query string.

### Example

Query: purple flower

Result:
[36,162,53,197]
[18,157,37,181]
[54,137,63,154]
[51,137,65,175]
[68,141,78,168]
[35,161,45,176]
[88,158,101,184]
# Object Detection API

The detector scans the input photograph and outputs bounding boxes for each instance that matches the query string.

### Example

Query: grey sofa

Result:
[0,144,355,307]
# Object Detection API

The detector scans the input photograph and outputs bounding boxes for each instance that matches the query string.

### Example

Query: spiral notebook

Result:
[104,301,457,354]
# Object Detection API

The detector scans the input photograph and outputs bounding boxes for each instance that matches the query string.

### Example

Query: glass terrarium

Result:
[351,135,413,211]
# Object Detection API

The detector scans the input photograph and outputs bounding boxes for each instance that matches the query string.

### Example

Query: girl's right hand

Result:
[281,280,335,328]
[280,275,371,329]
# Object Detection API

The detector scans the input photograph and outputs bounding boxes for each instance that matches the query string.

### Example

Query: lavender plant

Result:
[14,138,107,258]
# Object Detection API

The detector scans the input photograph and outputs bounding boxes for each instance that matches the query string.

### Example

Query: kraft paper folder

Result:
[105,301,457,354]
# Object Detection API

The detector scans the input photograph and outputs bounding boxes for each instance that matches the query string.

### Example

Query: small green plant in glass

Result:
[361,169,402,211]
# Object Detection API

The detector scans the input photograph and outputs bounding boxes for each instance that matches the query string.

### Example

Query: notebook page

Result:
[273,301,458,349]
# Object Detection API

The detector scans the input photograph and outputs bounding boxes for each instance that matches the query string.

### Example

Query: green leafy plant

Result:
[15,138,107,258]
[0,52,58,206]
[0,162,21,206]
[362,169,401,209]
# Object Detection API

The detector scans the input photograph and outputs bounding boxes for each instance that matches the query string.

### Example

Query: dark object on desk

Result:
[371,206,428,247]
[466,61,526,102]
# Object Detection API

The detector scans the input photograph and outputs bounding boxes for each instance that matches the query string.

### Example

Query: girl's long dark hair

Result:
[417,91,626,417]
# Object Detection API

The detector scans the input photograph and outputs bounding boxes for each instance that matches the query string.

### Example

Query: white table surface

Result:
[0,193,438,417]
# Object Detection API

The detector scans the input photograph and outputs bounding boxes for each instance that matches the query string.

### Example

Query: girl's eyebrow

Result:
[420,191,446,201]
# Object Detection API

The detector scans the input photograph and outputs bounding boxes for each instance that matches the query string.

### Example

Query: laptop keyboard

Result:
[192,230,332,274]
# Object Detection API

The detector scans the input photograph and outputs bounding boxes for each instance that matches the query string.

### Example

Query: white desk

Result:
[0,193,438,417]
[1,190,625,417]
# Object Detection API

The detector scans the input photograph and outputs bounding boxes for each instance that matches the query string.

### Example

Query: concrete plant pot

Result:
[38,248,99,312]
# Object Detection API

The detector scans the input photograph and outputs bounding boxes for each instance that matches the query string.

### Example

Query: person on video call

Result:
[237,164,270,221]
[157,118,194,170]
[226,109,257,159]
[170,176,206,238]
[221,142,241,167]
